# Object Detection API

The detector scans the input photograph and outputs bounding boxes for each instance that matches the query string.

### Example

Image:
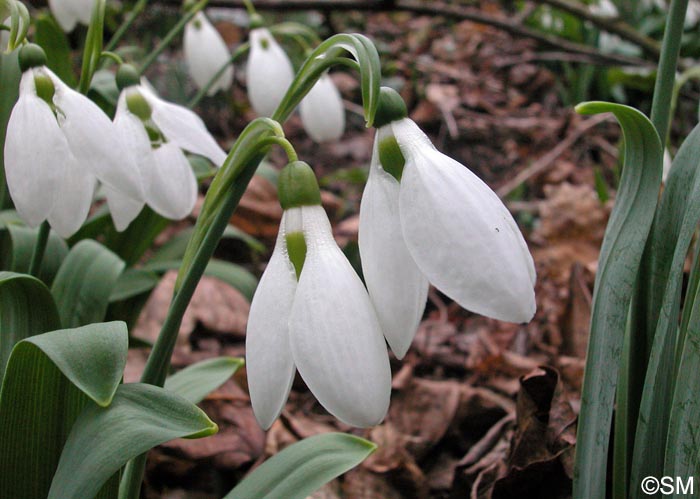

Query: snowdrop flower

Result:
[4,45,143,237]
[48,0,93,32]
[300,73,345,143]
[183,11,233,96]
[105,65,228,230]
[246,161,391,429]
[246,26,294,117]
[359,88,536,358]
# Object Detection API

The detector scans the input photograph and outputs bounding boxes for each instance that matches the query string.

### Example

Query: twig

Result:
[496,113,611,198]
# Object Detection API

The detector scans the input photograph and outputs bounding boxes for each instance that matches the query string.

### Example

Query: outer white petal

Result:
[146,143,197,220]
[393,118,536,323]
[4,71,67,227]
[115,89,155,194]
[48,0,78,31]
[47,154,97,238]
[184,12,233,95]
[47,69,144,202]
[104,186,144,231]
[140,84,227,166]
[246,215,298,429]
[359,129,429,359]
[246,28,294,117]
[299,74,345,143]
[288,205,391,428]
[73,0,94,26]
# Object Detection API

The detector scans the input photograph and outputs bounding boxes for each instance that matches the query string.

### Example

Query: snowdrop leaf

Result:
[299,74,345,143]
[571,102,662,499]
[48,383,217,499]
[51,240,125,328]
[34,13,75,86]
[0,321,127,499]
[289,206,391,428]
[0,224,68,285]
[151,225,264,263]
[224,433,376,499]
[184,12,233,96]
[359,132,428,359]
[77,0,104,92]
[272,33,380,127]
[103,206,169,266]
[246,224,297,428]
[109,268,159,303]
[393,118,536,323]
[247,27,295,117]
[0,49,21,210]
[165,356,243,404]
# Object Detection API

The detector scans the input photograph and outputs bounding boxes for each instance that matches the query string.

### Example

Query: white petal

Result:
[114,90,155,193]
[299,74,345,143]
[393,118,536,323]
[4,72,67,227]
[246,216,298,429]
[359,129,429,359]
[104,185,144,231]
[184,12,233,95]
[73,0,94,26]
[288,205,391,427]
[47,155,97,238]
[246,28,295,117]
[146,143,197,220]
[47,69,145,202]
[140,84,227,166]
[48,0,78,31]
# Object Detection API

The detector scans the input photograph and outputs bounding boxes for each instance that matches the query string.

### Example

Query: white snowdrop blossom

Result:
[48,0,93,32]
[359,113,536,359]
[246,27,294,117]
[183,11,233,96]
[246,162,391,429]
[4,64,144,237]
[300,73,345,143]
[105,78,227,229]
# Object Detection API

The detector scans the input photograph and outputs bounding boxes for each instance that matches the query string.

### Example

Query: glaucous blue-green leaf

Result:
[103,207,169,266]
[0,271,60,379]
[51,240,125,328]
[0,322,127,499]
[48,383,218,499]
[0,224,68,285]
[109,268,159,303]
[151,225,264,263]
[224,433,376,499]
[572,102,662,499]
[165,356,244,404]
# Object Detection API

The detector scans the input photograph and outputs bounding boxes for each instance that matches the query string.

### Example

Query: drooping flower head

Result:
[106,64,228,230]
[4,45,144,237]
[299,73,345,143]
[359,87,537,358]
[246,21,295,117]
[246,161,391,429]
[183,11,233,96]
[48,0,93,32]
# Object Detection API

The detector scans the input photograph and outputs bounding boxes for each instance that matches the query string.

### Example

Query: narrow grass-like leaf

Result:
[0,224,68,285]
[145,259,257,301]
[51,240,125,328]
[0,49,20,209]
[572,102,662,499]
[224,433,376,499]
[165,357,244,404]
[630,122,700,491]
[0,322,127,499]
[48,383,218,499]
[0,271,60,379]
[151,225,264,263]
[34,13,76,86]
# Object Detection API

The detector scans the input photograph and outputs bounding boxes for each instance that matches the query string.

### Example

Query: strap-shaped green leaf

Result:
[0,322,127,499]
[224,433,376,499]
[51,240,125,328]
[165,356,244,404]
[0,271,60,379]
[572,102,662,499]
[151,225,264,263]
[34,13,76,87]
[0,49,20,210]
[0,224,68,285]
[109,268,159,303]
[48,383,218,499]
[630,122,700,490]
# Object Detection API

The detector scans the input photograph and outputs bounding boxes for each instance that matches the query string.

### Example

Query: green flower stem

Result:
[105,0,148,52]
[242,0,257,16]
[100,51,124,66]
[138,0,209,75]
[258,137,298,162]
[27,221,50,277]
[187,42,250,109]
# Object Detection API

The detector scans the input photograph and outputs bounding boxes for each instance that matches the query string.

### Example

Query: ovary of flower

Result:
[246,27,295,117]
[359,118,537,359]
[184,12,233,96]
[4,67,144,237]
[48,0,93,32]
[299,73,345,143]
[246,204,391,429]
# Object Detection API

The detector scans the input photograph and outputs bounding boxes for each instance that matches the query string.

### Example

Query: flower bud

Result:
[18,43,47,72]
[277,161,322,210]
